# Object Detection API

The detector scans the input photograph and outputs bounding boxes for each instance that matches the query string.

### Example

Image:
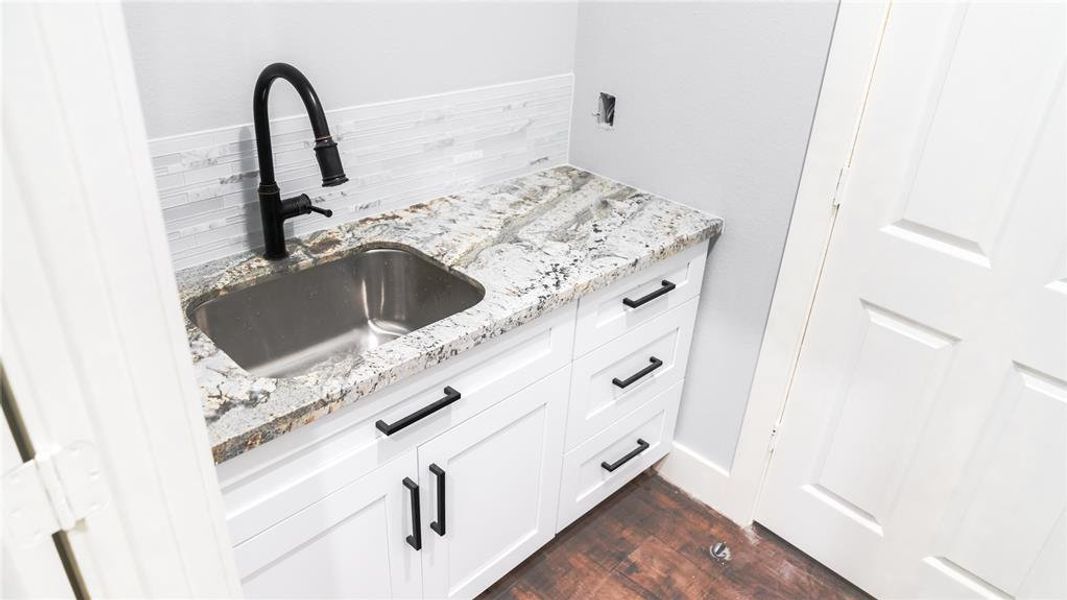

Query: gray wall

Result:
[124,2,578,138]
[570,2,837,469]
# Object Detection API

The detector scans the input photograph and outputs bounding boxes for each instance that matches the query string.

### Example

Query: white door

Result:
[234,450,423,599]
[757,2,1066,599]
[418,367,568,599]
[3,3,240,595]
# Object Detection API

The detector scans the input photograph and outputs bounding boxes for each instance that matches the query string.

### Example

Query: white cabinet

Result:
[217,307,575,547]
[566,298,699,449]
[233,367,569,600]
[231,368,568,600]
[234,450,422,599]
[573,242,707,357]
[218,245,709,599]
[417,367,568,599]
[557,381,682,530]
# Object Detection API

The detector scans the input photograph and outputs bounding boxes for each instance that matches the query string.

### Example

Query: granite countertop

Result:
[177,166,723,463]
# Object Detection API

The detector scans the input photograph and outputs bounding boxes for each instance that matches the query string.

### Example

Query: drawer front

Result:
[574,241,707,357]
[557,381,683,531]
[219,305,576,546]
[566,297,698,450]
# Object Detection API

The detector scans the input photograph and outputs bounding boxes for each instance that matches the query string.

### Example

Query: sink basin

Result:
[188,246,485,378]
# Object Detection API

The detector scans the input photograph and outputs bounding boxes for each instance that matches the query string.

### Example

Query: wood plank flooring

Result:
[478,472,872,600]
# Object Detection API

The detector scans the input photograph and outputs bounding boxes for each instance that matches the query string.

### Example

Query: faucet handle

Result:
[281,193,333,219]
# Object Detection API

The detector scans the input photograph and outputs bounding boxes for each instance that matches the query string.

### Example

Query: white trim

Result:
[1,413,76,599]
[656,441,732,510]
[669,0,892,525]
[1,4,240,595]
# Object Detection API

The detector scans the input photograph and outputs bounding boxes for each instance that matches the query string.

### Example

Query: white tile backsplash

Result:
[149,74,573,269]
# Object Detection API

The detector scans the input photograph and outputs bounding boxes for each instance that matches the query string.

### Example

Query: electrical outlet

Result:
[594,92,616,128]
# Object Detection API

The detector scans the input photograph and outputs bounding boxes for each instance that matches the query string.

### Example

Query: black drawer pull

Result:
[612,357,664,389]
[429,464,446,537]
[622,280,676,308]
[376,387,461,435]
[601,439,651,472]
[403,477,422,551]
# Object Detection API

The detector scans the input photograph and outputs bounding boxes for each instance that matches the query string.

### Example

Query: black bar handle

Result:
[376,387,462,435]
[403,477,422,550]
[429,464,446,536]
[612,357,664,389]
[601,439,651,472]
[622,280,676,309]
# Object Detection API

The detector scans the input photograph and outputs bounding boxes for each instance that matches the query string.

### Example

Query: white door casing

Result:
[757,2,1066,599]
[2,3,241,595]
[657,0,892,525]
[1,406,76,599]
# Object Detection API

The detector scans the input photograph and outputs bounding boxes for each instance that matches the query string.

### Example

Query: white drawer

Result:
[565,297,698,450]
[556,381,683,531]
[574,241,707,357]
[218,304,576,546]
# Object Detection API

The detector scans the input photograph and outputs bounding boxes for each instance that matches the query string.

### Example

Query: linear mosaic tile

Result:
[149,74,573,269]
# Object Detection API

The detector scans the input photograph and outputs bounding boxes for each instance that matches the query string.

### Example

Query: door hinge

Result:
[831,164,851,208]
[3,441,108,547]
[768,426,780,454]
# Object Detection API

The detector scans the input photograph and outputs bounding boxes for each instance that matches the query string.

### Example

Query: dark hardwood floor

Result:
[478,472,872,600]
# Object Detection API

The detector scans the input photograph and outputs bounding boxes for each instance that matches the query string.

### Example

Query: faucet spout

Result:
[253,63,348,259]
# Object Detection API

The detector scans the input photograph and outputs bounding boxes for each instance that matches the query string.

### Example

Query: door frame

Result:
[666,0,894,525]
[2,3,241,595]
[1,390,76,598]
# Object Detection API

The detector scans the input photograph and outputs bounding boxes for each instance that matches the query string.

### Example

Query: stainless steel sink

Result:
[188,246,485,378]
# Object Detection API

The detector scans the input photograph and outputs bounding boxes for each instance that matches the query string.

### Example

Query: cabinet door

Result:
[233,450,422,599]
[417,367,569,599]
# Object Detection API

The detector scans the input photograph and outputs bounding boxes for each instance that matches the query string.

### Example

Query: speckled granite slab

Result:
[177,166,723,463]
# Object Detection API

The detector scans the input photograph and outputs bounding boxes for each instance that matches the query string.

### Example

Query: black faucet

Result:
[253,63,348,260]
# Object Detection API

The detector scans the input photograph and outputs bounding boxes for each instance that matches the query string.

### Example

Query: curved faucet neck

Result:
[253,63,333,186]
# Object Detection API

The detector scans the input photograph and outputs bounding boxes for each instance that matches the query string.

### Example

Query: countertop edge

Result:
[207,222,720,464]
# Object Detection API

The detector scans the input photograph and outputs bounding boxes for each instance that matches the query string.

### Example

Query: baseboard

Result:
[655,441,749,526]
